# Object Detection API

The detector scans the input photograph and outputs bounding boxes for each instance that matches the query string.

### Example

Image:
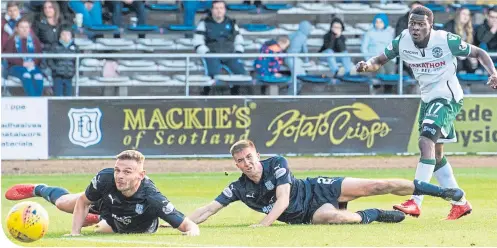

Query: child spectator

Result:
[2,2,22,50]
[47,26,77,96]
[254,36,290,78]
[318,17,353,77]
[361,13,396,94]
[4,18,44,96]
[284,20,312,95]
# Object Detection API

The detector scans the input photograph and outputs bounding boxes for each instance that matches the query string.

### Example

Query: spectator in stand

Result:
[33,1,69,51]
[27,1,74,22]
[193,0,247,95]
[475,6,497,59]
[284,20,312,95]
[2,2,22,50]
[444,7,478,74]
[361,13,396,94]
[394,1,422,81]
[68,0,102,28]
[4,18,44,96]
[47,25,77,96]
[183,0,212,27]
[254,36,290,78]
[105,0,146,38]
[394,1,423,37]
[318,17,353,77]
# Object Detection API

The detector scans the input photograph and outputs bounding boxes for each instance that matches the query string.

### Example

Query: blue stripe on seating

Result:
[227,4,257,11]
[147,4,179,11]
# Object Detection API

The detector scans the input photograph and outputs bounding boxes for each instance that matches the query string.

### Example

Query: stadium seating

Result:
[2,1,495,96]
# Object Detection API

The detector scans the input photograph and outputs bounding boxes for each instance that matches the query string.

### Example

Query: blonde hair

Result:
[116,150,145,165]
[230,140,256,156]
[455,8,473,44]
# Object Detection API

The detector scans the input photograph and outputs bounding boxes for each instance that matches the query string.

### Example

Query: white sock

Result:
[434,158,467,205]
[410,161,435,207]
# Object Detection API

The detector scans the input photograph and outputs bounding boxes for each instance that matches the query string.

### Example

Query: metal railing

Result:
[1,52,492,96]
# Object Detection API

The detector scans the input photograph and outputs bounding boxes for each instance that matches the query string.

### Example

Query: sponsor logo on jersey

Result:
[265,181,275,190]
[262,203,275,214]
[409,60,446,69]
[387,43,393,51]
[163,202,175,214]
[432,47,443,58]
[459,41,468,50]
[135,204,144,215]
[246,192,256,198]
[275,168,287,179]
[112,214,132,225]
[223,186,233,198]
[403,50,418,55]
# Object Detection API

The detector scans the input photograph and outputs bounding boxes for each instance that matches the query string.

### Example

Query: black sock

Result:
[412,179,443,197]
[34,185,69,205]
[356,209,380,224]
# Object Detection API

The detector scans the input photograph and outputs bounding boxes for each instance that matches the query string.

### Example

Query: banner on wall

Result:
[48,98,420,157]
[406,97,497,153]
[1,98,48,160]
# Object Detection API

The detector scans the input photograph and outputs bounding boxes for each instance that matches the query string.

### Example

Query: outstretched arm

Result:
[252,183,290,227]
[188,201,225,224]
[467,44,497,88]
[69,193,92,236]
[356,53,390,73]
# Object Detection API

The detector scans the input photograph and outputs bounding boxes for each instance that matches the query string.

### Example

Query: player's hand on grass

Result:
[487,73,497,89]
[355,61,369,73]
[249,224,266,228]
[182,229,200,236]
[63,233,83,237]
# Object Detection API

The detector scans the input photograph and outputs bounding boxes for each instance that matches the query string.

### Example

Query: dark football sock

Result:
[356,209,380,224]
[35,185,69,205]
[412,179,444,197]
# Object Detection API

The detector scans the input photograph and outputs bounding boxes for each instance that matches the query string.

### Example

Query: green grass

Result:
[2,168,497,247]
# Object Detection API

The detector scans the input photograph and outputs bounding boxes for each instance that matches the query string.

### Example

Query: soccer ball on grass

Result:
[5,201,49,243]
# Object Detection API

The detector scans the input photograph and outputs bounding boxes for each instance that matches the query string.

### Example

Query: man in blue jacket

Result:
[193,0,247,95]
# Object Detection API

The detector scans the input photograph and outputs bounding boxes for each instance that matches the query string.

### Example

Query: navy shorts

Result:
[302,176,345,224]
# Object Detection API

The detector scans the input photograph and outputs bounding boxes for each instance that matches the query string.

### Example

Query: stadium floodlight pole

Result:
[399,58,404,95]
[186,56,190,96]
[75,54,80,97]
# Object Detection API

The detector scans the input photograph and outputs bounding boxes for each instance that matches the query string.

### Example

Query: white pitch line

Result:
[51,237,233,247]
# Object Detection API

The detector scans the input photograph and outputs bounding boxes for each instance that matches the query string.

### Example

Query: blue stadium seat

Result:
[451,4,485,13]
[241,24,275,32]
[264,4,293,11]
[425,3,446,12]
[434,23,444,30]
[147,4,179,11]
[457,73,488,83]
[227,4,257,11]
[168,24,196,31]
[297,75,333,84]
[88,24,119,32]
[340,74,370,84]
[257,75,291,84]
[127,25,159,32]
[376,74,415,85]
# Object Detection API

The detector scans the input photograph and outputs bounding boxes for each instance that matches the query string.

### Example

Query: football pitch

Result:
[2,158,497,247]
